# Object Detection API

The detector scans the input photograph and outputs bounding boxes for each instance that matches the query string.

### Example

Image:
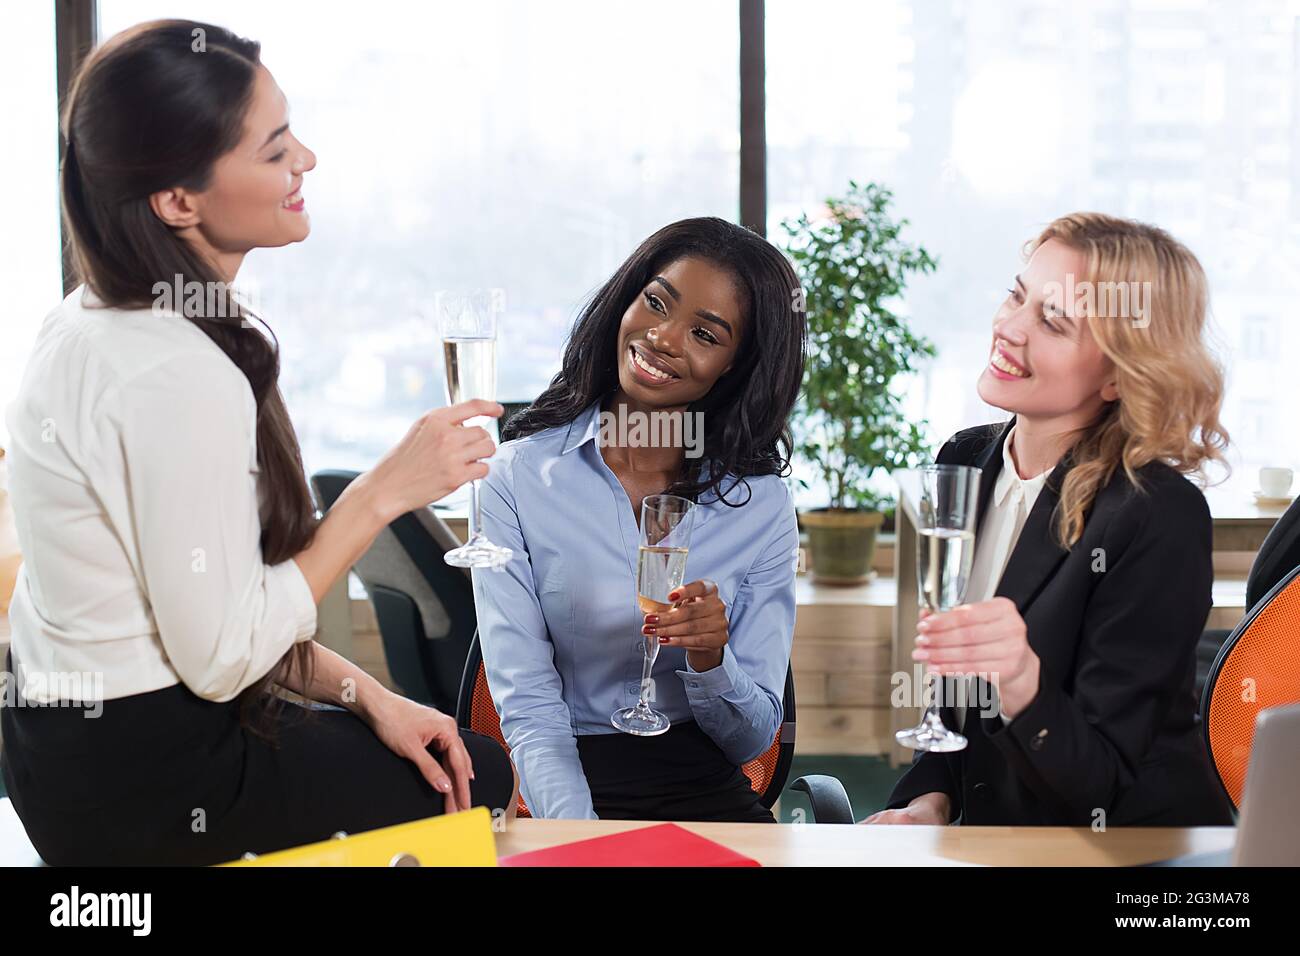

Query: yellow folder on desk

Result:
[219,806,497,867]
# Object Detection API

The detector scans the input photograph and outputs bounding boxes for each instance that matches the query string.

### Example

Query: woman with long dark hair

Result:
[472,217,807,821]
[0,20,515,865]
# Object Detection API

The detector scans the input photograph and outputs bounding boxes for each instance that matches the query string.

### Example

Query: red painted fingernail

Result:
[646,614,659,624]
[643,625,656,634]
[669,591,680,600]
[659,637,671,644]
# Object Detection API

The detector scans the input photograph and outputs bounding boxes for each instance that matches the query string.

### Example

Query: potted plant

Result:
[780,181,937,585]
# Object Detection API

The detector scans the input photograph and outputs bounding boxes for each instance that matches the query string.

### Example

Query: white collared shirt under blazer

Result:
[4,286,317,703]
[956,426,1050,730]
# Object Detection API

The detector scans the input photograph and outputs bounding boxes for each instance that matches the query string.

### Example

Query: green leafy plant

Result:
[781,181,938,512]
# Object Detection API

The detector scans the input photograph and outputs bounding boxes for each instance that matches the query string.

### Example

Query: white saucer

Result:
[1253,490,1296,507]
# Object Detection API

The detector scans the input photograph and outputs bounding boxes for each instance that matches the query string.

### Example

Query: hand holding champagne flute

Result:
[612,494,696,736]
[365,399,503,520]
[292,397,502,607]
[437,290,513,569]
[895,463,981,753]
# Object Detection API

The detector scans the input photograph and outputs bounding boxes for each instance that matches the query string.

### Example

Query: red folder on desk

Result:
[499,823,760,867]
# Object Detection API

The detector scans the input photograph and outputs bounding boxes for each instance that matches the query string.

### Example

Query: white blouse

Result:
[3,286,317,703]
[955,426,1051,730]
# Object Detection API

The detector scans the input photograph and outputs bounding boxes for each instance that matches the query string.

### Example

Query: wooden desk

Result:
[1204,485,1291,560]
[493,818,1236,867]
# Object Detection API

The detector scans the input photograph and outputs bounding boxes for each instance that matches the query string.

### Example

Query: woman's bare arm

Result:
[291,400,500,604]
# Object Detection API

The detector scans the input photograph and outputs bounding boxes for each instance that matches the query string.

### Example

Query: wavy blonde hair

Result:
[1026,213,1229,546]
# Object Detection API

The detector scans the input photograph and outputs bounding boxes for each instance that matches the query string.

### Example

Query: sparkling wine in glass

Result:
[437,290,512,569]
[611,494,696,736]
[896,463,981,753]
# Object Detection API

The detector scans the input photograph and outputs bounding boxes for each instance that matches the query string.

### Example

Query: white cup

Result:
[1259,466,1294,498]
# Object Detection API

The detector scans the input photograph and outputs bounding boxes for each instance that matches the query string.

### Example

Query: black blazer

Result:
[885,420,1234,827]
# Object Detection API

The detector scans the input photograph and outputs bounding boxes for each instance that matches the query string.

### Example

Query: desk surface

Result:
[493,818,1237,867]
[0,797,1235,866]
[1203,484,1292,525]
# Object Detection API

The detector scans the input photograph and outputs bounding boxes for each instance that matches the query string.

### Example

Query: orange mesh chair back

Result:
[456,631,796,818]
[465,658,531,817]
[1201,564,1300,809]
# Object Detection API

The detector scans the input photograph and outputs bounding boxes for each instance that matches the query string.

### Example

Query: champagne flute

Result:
[437,290,512,569]
[611,494,696,736]
[895,463,981,752]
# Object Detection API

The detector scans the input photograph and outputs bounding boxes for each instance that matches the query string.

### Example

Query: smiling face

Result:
[150,64,316,277]
[200,65,316,249]
[976,238,1119,422]
[616,257,746,408]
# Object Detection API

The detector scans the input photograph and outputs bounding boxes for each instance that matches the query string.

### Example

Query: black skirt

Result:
[576,720,776,823]
[0,652,514,866]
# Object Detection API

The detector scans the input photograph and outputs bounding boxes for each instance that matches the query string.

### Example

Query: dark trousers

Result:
[577,719,776,823]
[0,655,514,866]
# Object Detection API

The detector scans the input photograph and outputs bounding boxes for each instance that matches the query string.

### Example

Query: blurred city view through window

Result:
[768,0,1300,499]
[4,2,1296,507]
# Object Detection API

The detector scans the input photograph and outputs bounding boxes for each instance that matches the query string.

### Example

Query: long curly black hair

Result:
[504,217,807,506]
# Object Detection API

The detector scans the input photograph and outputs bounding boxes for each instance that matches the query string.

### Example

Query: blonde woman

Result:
[865,213,1234,827]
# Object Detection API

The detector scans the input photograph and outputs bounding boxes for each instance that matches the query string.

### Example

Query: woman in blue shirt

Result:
[471,217,807,821]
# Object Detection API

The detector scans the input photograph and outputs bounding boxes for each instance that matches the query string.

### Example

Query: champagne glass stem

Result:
[924,669,940,720]
[468,478,482,541]
[636,639,658,711]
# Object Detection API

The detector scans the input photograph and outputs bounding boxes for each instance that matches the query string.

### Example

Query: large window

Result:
[0,5,61,449]
[98,1,739,477]
[768,0,1299,497]
[12,2,1296,498]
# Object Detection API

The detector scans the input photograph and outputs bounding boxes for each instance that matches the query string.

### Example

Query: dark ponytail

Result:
[61,20,315,736]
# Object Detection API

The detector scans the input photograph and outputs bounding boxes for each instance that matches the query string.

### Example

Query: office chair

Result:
[456,630,854,820]
[1197,494,1300,701]
[310,469,477,715]
[1200,563,1300,809]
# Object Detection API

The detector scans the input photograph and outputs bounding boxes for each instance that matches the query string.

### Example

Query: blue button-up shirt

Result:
[471,401,799,819]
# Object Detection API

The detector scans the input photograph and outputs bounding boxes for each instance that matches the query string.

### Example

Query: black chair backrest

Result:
[311,469,477,713]
[454,628,484,730]
[1195,627,1229,706]
[1247,493,1300,609]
